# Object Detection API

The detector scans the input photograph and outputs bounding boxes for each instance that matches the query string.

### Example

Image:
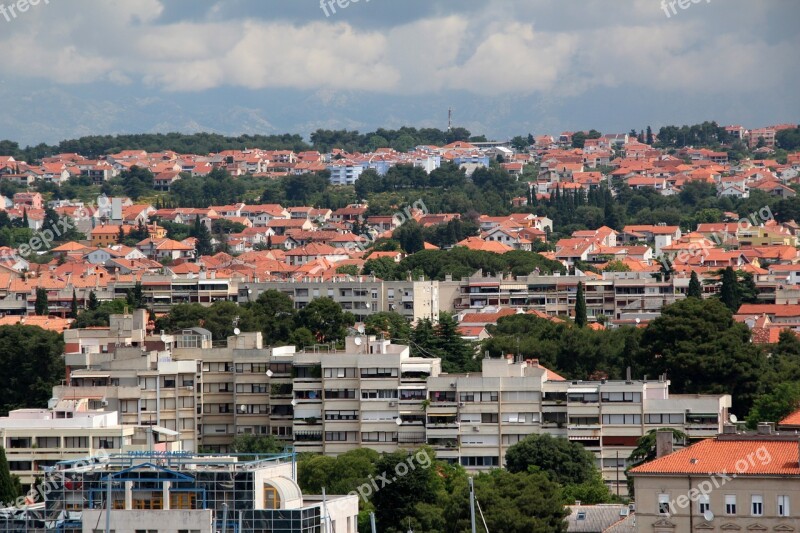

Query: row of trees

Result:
[298,434,613,533]
[363,247,565,281]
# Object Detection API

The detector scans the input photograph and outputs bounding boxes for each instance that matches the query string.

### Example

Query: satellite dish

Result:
[265,370,274,377]
[290,399,298,406]
[395,417,403,426]
[729,414,738,424]
[354,337,362,346]
[233,328,241,335]
[703,510,714,522]
[239,405,246,412]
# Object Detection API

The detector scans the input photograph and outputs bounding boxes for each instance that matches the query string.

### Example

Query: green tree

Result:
[435,312,478,372]
[120,165,154,201]
[638,298,764,415]
[126,282,145,309]
[88,290,99,311]
[746,382,800,429]
[230,434,283,457]
[718,266,741,312]
[70,289,79,319]
[505,434,599,486]
[394,220,425,254]
[575,281,587,328]
[372,448,442,531]
[364,312,411,343]
[191,215,213,257]
[295,297,355,344]
[0,325,65,416]
[335,264,360,276]
[0,445,20,504]
[445,470,569,533]
[687,271,702,298]
[34,288,49,316]
[243,290,297,345]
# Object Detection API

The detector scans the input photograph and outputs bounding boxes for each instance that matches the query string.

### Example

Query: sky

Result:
[0,0,798,146]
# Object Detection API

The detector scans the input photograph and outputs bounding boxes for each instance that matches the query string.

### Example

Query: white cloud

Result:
[0,0,794,100]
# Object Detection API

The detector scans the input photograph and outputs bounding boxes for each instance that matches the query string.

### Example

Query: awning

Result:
[399,385,426,390]
[402,364,432,373]
[569,435,600,440]
[151,426,180,437]
[568,387,598,394]
[71,373,110,379]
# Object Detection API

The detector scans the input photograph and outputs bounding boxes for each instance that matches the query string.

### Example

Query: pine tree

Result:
[70,289,79,318]
[719,267,741,312]
[687,271,702,299]
[266,234,273,250]
[575,281,587,328]
[34,287,49,316]
[646,126,654,145]
[88,290,99,311]
[117,225,126,244]
[22,209,28,228]
[0,445,19,504]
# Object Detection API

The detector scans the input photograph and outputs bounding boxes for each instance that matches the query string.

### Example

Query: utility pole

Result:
[469,477,477,533]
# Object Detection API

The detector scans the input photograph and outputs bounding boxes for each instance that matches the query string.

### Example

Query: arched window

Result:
[264,484,281,510]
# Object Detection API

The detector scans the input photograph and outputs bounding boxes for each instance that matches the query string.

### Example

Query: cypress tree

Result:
[719,267,741,312]
[70,289,79,318]
[575,281,587,328]
[88,290,99,311]
[0,445,18,504]
[688,271,702,299]
[34,287,49,316]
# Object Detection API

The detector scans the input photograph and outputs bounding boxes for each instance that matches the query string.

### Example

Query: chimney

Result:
[757,422,774,435]
[656,430,674,458]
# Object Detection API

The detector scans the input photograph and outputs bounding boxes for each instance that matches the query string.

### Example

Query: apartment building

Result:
[28,452,358,533]
[55,311,201,452]
[281,336,441,456]
[630,428,800,532]
[426,356,730,496]
[0,407,139,485]
[440,272,688,323]
[52,316,730,499]
[240,278,440,323]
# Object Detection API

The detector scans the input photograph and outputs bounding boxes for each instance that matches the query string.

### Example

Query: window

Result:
[170,493,197,510]
[698,494,710,514]
[658,494,671,515]
[264,485,281,510]
[751,495,763,516]
[725,495,736,515]
[602,414,641,425]
[325,410,358,421]
[601,391,642,403]
[576,511,586,520]
[778,495,790,517]
[645,413,684,424]
[481,413,498,424]
[325,367,357,378]
[360,368,398,378]
[459,456,499,467]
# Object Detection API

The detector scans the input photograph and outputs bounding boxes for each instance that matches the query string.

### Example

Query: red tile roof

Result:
[630,438,800,476]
